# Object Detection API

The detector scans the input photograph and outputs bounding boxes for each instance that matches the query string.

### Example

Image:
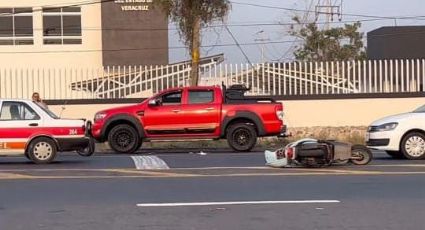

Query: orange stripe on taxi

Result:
[0,142,26,149]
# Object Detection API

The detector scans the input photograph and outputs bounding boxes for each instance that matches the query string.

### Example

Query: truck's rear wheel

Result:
[108,124,140,154]
[226,123,257,152]
[27,137,57,164]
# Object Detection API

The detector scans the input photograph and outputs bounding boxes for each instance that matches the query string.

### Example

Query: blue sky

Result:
[168,0,425,63]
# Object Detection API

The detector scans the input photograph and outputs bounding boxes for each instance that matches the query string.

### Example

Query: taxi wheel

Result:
[27,137,57,164]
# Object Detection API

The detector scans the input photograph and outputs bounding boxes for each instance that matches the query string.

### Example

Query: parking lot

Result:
[1,150,424,230]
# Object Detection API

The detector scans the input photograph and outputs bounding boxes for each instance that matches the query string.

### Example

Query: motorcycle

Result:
[265,138,372,168]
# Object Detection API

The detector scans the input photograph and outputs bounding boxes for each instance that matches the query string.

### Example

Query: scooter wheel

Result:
[350,145,372,165]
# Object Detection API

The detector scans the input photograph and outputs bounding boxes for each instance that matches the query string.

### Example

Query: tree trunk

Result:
[190,16,201,86]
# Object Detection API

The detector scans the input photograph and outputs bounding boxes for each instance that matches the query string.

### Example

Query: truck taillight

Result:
[276,110,284,121]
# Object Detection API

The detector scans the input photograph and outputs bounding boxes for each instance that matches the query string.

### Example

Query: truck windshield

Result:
[34,102,60,119]
[413,104,425,113]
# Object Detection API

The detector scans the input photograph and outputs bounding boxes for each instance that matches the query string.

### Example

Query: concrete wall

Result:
[0,0,103,68]
[283,97,424,127]
[48,97,425,127]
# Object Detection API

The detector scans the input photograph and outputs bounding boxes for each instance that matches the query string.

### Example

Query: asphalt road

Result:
[0,150,424,230]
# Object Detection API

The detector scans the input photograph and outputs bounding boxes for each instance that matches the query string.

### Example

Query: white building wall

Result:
[0,0,102,68]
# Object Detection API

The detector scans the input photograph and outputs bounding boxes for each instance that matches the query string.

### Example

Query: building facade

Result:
[367,26,425,60]
[0,0,168,68]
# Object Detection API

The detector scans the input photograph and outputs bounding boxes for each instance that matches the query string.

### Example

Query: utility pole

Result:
[315,0,343,30]
[254,30,270,63]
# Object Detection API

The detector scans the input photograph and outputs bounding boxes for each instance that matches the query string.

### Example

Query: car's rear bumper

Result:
[57,137,91,152]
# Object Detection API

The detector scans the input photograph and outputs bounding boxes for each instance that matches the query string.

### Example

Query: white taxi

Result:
[0,99,94,164]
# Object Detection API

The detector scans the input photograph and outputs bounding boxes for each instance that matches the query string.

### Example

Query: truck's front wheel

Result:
[108,124,140,154]
[227,123,257,152]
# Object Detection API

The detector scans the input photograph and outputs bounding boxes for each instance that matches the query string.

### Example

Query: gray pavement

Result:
[0,150,424,230]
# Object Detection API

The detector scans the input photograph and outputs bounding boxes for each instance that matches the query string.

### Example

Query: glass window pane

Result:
[63,39,81,44]
[63,7,81,13]
[0,17,13,37]
[63,15,81,36]
[43,16,61,36]
[188,91,214,104]
[0,8,12,14]
[162,92,182,105]
[43,8,61,13]
[15,16,33,36]
[0,102,39,120]
[15,39,34,45]
[44,39,62,44]
[22,103,40,120]
[15,8,32,14]
[0,40,13,45]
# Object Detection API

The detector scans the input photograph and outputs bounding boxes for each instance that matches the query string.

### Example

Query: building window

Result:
[43,7,82,45]
[0,8,34,45]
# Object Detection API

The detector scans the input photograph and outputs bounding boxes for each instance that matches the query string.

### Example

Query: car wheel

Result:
[386,151,405,159]
[27,137,57,164]
[108,124,140,154]
[226,123,257,152]
[401,132,425,160]
[350,145,373,165]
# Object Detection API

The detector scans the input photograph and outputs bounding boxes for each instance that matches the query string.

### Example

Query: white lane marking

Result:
[370,164,425,167]
[137,200,341,207]
[131,156,170,170]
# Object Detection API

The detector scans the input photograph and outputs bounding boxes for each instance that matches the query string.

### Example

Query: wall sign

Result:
[114,0,153,11]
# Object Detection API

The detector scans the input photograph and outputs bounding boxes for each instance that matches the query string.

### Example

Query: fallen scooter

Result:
[265,138,372,168]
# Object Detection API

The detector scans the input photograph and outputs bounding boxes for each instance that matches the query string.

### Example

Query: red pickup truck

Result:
[91,85,287,153]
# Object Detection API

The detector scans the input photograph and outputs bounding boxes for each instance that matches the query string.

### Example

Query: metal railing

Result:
[1,59,424,100]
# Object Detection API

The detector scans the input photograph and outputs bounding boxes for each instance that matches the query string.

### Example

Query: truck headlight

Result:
[375,122,398,132]
[94,112,107,122]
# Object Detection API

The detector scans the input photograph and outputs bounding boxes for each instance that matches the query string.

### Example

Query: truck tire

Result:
[401,132,425,160]
[27,137,57,164]
[226,123,257,152]
[108,124,140,154]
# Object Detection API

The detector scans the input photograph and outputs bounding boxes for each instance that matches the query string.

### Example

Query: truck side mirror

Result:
[148,99,160,106]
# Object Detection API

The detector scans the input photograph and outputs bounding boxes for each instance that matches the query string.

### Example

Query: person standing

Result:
[32,92,48,109]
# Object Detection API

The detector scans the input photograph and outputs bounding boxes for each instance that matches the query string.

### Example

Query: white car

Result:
[367,105,425,160]
[0,99,94,164]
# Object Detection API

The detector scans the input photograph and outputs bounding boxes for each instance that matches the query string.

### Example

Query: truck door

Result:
[143,90,186,136]
[0,101,42,153]
[180,89,220,136]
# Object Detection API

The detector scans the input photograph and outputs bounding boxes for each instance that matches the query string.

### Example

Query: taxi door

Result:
[0,101,42,154]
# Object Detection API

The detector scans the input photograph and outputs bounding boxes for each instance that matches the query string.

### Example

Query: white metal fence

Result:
[0,59,424,100]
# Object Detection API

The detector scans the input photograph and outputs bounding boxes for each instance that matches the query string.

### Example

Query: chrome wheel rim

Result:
[405,136,425,157]
[33,142,53,160]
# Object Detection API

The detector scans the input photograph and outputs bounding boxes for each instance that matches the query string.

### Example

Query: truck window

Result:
[0,102,40,121]
[188,90,214,104]
[161,91,182,105]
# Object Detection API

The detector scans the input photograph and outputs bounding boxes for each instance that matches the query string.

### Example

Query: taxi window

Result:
[0,102,40,120]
